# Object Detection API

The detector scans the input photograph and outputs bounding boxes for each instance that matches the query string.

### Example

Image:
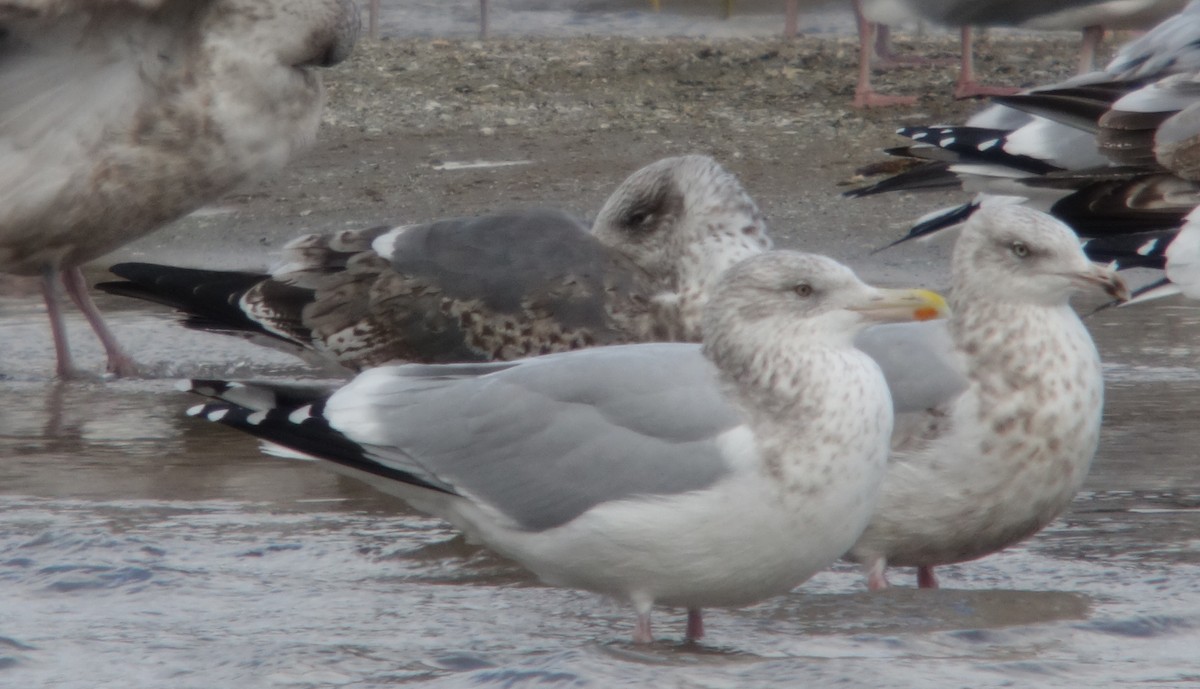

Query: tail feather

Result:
[98,262,314,347]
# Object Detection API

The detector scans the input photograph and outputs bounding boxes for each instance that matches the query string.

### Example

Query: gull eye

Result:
[624,209,655,229]
[794,283,813,298]
[1011,241,1030,258]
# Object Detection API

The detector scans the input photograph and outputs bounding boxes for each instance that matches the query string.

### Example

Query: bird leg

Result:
[61,266,138,377]
[1078,25,1104,74]
[852,0,916,107]
[784,0,798,38]
[41,268,79,379]
[480,0,489,39]
[866,558,890,591]
[873,25,956,68]
[954,27,1021,99]
[685,608,705,641]
[368,0,380,40]
[633,614,654,644]
[917,565,939,589]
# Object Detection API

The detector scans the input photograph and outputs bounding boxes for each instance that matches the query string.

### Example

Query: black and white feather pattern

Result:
[847,1,1200,300]
[100,155,773,371]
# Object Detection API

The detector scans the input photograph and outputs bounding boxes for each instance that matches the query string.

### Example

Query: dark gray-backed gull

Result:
[98,155,773,371]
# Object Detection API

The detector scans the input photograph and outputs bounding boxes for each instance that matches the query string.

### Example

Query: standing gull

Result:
[0,0,360,377]
[183,251,948,643]
[98,155,772,371]
[849,205,1128,589]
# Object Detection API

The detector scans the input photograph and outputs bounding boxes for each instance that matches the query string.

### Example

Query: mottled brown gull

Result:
[0,0,359,377]
[182,251,948,643]
[849,205,1129,590]
[98,155,772,371]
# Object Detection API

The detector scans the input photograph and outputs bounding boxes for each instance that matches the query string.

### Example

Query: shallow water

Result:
[1,288,1199,688]
[2,4,1198,686]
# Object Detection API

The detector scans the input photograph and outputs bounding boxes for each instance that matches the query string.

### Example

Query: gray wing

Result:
[295,209,664,368]
[1107,0,1200,79]
[856,321,968,415]
[325,343,744,531]
[939,0,1177,28]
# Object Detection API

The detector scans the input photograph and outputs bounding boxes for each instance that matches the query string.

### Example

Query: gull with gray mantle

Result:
[99,156,772,371]
[183,251,948,643]
[849,205,1128,590]
[0,0,360,378]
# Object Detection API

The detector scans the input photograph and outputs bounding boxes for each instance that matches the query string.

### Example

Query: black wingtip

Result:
[184,389,456,496]
[872,202,979,253]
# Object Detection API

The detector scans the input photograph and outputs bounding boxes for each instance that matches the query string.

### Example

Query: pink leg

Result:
[866,558,890,591]
[40,268,79,379]
[917,566,939,588]
[685,608,704,641]
[633,612,653,644]
[61,266,138,377]
[784,0,798,38]
[479,0,488,38]
[852,0,916,108]
[1078,25,1103,74]
[954,27,1020,99]
[368,0,379,40]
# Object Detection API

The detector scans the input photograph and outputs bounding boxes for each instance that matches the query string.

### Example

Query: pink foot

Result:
[62,266,139,377]
[854,89,918,108]
[866,559,891,591]
[953,81,1021,100]
[685,608,704,641]
[917,566,939,589]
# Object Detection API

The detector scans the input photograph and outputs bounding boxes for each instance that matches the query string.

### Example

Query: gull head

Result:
[953,206,1129,307]
[591,155,772,290]
[703,251,949,353]
[208,0,361,73]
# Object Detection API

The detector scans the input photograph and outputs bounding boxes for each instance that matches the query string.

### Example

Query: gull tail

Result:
[183,378,453,495]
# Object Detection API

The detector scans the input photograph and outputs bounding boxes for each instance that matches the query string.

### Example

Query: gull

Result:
[849,205,1129,589]
[847,1,1200,297]
[97,155,773,371]
[0,0,360,378]
[183,251,948,643]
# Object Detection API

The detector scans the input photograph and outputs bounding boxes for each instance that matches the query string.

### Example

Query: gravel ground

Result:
[105,31,1093,288]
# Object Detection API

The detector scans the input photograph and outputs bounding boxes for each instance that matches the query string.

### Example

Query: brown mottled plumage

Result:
[848,205,1128,590]
[0,0,359,377]
[100,155,774,371]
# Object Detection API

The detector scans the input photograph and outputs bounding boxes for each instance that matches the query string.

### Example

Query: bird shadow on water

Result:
[759,587,1093,637]
[594,637,762,665]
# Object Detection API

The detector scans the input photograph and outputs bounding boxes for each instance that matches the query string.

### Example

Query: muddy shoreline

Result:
[101,33,1090,289]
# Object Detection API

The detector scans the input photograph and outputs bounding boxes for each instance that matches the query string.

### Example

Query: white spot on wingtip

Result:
[939,137,956,147]
[288,405,315,424]
[1137,239,1159,256]
[978,138,1000,151]
[248,411,268,426]
[207,409,229,422]
[186,404,206,417]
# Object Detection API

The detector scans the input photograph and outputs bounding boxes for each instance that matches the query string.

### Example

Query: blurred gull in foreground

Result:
[99,156,772,371]
[0,0,359,377]
[184,251,948,643]
[850,206,1127,589]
